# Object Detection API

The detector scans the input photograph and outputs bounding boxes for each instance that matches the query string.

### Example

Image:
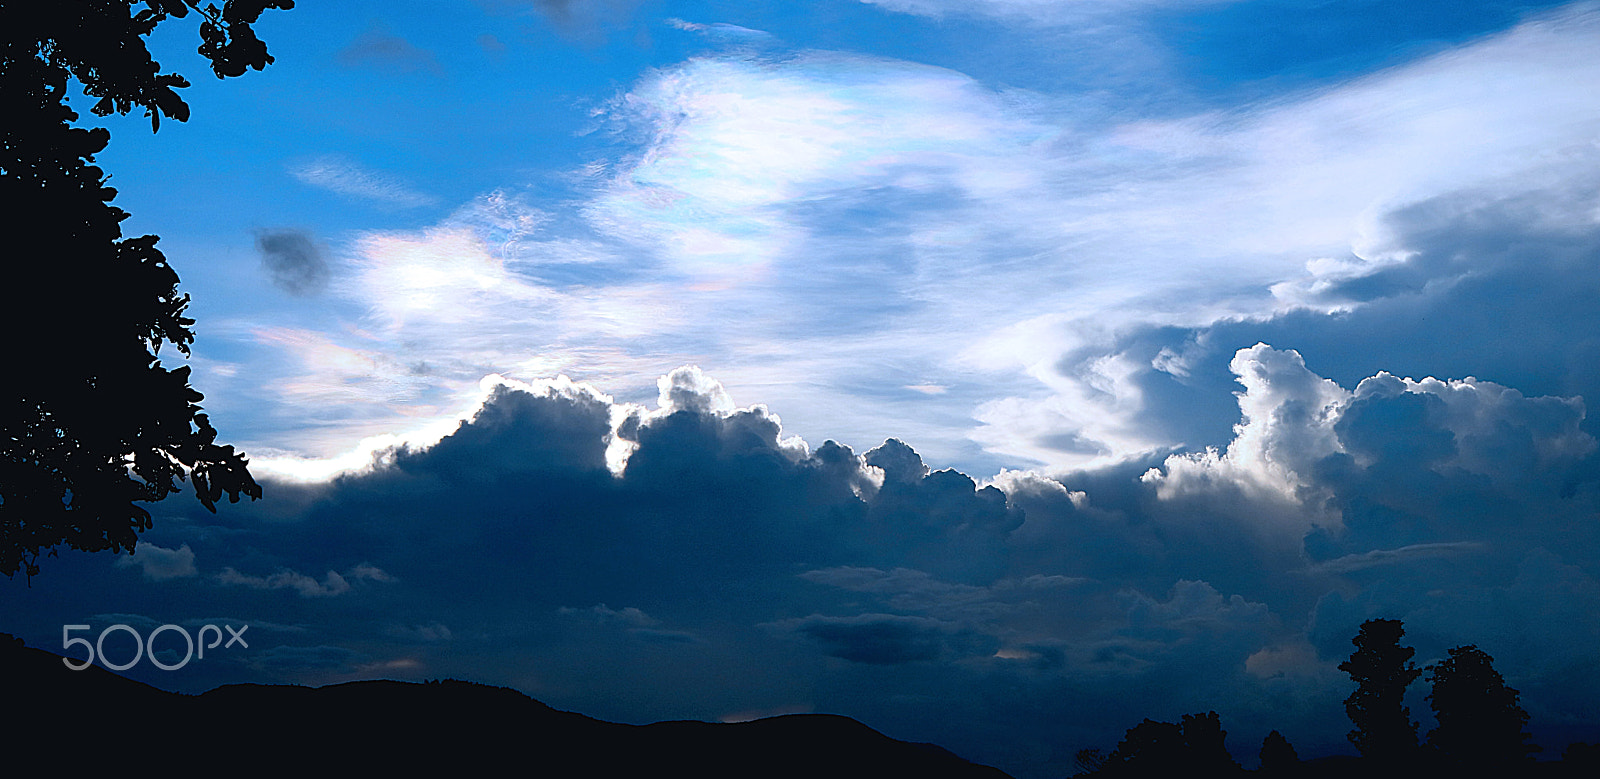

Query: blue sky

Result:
[9,1,1600,776]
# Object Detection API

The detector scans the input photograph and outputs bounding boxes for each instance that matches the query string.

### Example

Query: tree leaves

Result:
[1339,618,1422,761]
[1426,645,1538,767]
[0,0,290,578]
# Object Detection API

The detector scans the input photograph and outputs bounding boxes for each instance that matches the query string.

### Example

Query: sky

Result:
[6,1,1600,776]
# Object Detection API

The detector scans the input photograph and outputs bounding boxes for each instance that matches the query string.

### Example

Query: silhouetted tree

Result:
[1073,748,1106,776]
[1339,619,1421,763]
[1259,730,1299,774]
[1180,711,1239,771]
[1092,712,1241,776]
[1564,742,1600,775]
[1103,718,1187,775]
[1,1,292,577]
[1425,645,1538,767]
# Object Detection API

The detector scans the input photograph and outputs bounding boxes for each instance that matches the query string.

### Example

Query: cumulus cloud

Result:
[655,365,737,416]
[1120,579,1271,638]
[1145,343,1596,518]
[12,354,1600,776]
[1143,344,1350,502]
[256,229,329,296]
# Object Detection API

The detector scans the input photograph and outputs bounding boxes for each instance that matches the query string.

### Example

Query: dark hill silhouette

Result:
[2,635,1011,777]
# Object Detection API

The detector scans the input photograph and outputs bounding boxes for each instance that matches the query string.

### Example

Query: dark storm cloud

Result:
[401,381,614,475]
[1023,174,1600,479]
[256,230,329,296]
[863,438,929,484]
[6,347,1600,777]
[1118,177,1600,431]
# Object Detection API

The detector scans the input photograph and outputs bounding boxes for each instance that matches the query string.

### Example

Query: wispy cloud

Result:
[290,155,436,208]
[240,5,1600,479]
[1308,542,1486,575]
[217,564,395,598]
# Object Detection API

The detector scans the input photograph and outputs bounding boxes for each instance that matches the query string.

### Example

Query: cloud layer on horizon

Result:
[7,353,1599,777]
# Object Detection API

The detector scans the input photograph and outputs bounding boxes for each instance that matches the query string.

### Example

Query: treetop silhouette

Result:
[1073,621,1568,776]
[1258,730,1299,773]
[1426,644,1537,767]
[1339,618,1421,762]
[1,1,293,578]
[1082,711,1242,776]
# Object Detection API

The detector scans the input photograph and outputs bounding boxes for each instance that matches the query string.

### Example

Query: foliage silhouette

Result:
[1083,711,1242,776]
[1259,730,1299,774]
[1070,623,1580,777]
[1179,711,1238,770]
[0,1,292,577]
[1105,718,1187,774]
[1339,618,1421,763]
[1426,644,1538,767]
[1073,748,1106,775]
[1564,742,1600,775]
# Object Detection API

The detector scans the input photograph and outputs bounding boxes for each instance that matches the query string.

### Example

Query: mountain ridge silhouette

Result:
[2,634,1013,777]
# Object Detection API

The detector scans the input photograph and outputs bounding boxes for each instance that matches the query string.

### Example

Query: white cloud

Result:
[961,5,1600,469]
[235,5,1600,479]
[1147,343,1595,499]
[590,51,1055,282]
[665,18,774,42]
[349,563,397,582]
[1145,344,1349,501]
[218,567,350,597]
[1372,374,1597,476]
[655,365,737,416]
[559,603,661,626]
[1244,639,1337,682]
[117,543,197,581]
[1308,542,1485,575]
[217,564,395,597]
[291,155,436,208]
